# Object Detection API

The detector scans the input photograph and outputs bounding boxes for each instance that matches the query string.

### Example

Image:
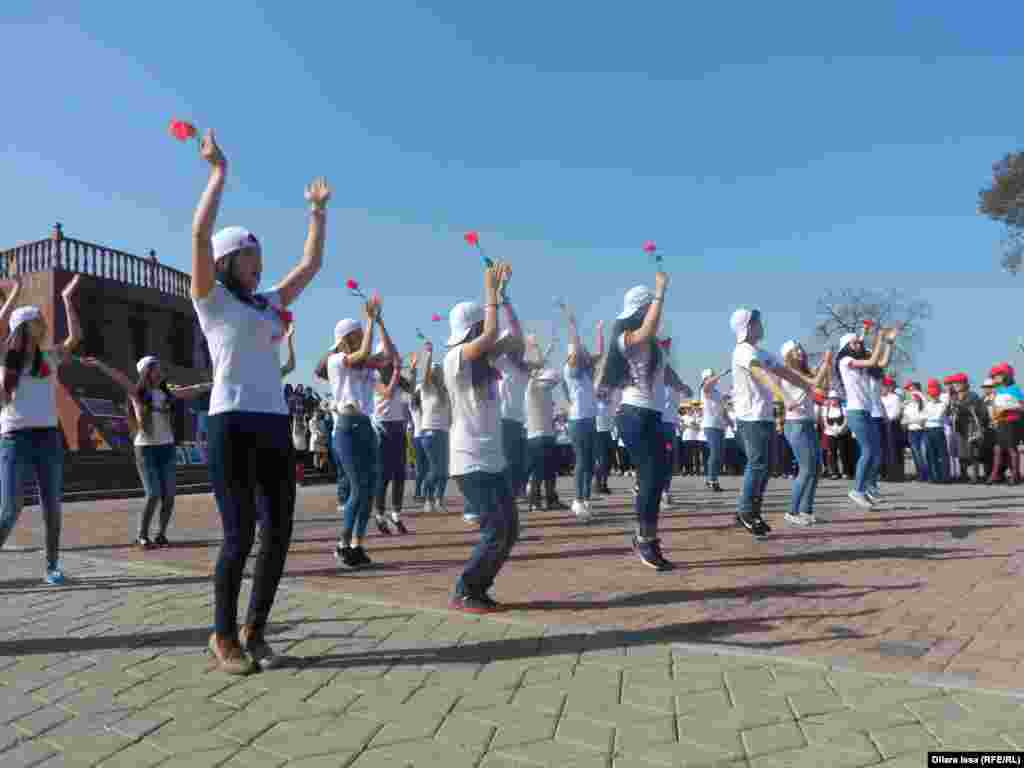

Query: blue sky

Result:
[3,3,1022,394]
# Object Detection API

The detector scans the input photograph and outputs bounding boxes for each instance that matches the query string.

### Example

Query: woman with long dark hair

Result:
[190,130,330,673]
[81,355,211,547]
[445,263,519,613]
[562,311,600,520]
[493,301,528,508]
[595,273,672,570]
[372,343,413,534]
[0,274,83,584]
[833,326,899,508]
[417,341,452,516]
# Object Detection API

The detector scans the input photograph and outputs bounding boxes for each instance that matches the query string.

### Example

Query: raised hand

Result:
[305,177,331,210]
[200,130,226,169]
[410,352,419,368]
[655,270,669,295]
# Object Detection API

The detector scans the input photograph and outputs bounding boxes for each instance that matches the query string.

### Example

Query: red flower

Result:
[278,308,293,324]
[431,313,442,322]
[464,231,480,247]
[39,362,51,377]
[169,119,197,142]
[346,279,359,291]
[862,319,874,329]
[643,240,657,253]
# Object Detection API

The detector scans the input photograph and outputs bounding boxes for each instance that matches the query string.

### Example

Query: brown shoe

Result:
[239,624,281,670]
[208,633,254,675]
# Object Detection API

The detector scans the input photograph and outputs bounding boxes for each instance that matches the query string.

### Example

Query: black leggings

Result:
[208,412,295,637]
[375,421,407,514]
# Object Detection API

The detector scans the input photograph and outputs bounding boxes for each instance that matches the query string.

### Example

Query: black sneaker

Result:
[334,545,361,568]
[711,481,722,492]
[351,546,372,567]
[375,516,392,536]
[460,596,501,614]
[153,534,170,548]
[737,512,771,538]
[136,537,154,550]
[633,536,674,571]
[391,517,409,535]
[547,499,568,511]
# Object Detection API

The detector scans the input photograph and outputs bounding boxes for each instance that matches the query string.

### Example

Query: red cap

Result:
[904,380,916,390]
[942,374,956,385]
[882,376,895,386]
[927,378,941,396]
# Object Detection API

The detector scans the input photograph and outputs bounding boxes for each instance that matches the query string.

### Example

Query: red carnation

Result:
[169,119,198,142]
[431,313,442,322]
[346,279,359,291]
[863,319,874,329]
[278,309,293,324]
[464,231,480,247]
[643,240,657,253]
[39,362,51,378]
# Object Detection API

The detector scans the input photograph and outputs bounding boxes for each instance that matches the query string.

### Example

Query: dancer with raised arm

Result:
[0,274,83,584]
[190,129,330,673]
[417,340,452,516]
[80,355,212,548]
[372,345,413,534]
[595,270,673,570]
[492,283,528,510]
[700,369,728,491]
[445,263,519,613]
[563,310,599,520]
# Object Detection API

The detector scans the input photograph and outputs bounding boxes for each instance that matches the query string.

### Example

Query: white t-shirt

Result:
[410,398,422,437]
[595,389,621,432]
[731,342,777,422]
[779,379,814,422]
[193,284,288,416]
[326,352,374,427]
[419,380,451,432]
[0,356,60,434]
[526,369,561,439]
[617,334,664,412]
[882,392,903,422]
[563,363,597,421]
[823,404,847,437]
[662,386,682,426]
[444,346,505,476]
[902,398,926,431]
[494,357,528,424]
[839,357,872,413]
[681,414,700,441]
[133,389,175,447]
[372,370,407,423]
[701,385,726,430]
[924,398,948,429]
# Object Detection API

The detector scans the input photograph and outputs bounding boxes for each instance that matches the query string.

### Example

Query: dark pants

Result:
[134,443,177,539]
[569,418,596,500]
[907,430,928,480]
[737,420,773,516]
[501,420,527,497]
[207,412,295,636]
[453,472,518,599]
[660,423,678,494]
[705,428,724,481]
[527,435,556,502]
[925,427,950,483]
[413,436,427,497]
[334,414,376,539]
[595,430,614,485]
[374,420,407,514]
[616,405,667,539]
[884,421,905,481]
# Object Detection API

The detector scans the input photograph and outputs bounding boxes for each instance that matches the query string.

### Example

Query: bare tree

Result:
[808,288,932,376]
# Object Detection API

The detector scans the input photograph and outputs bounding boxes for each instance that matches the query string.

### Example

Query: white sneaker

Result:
[848,490,874,509]
[438,499,449,514]
[866,488,882,503]
[584,500,593,517]
[662,492,673,507]
[463,511,479,524]
[784,512,812,527]
[423,499,436,514]
[572,499,591,520]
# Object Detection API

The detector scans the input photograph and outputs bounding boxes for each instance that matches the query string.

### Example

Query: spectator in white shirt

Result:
[880,376,905,482]
[923,378,950,483]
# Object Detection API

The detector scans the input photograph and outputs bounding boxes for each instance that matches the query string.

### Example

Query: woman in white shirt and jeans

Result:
[700,369,728,491]
[834,327,899,508]
[562,312,601,519]
[190,130,330,674]
[417,341,452,515]
[0,274,83,585]
[595,272,672,570]
[444,263,520,614]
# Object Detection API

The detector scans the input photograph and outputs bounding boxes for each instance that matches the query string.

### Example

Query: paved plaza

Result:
[2,474,1024,766]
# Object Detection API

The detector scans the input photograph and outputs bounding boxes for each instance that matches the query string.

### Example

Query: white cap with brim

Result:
[136,356,159,375]
[701,368,714,381]
[618,286,654,320]
[6,306,42,342]
[730,308,759,342]
[983,378,995,387]
[839,333,858,352]
[447,301,484,346]
[333,318,360,345]
[212,226,259,265]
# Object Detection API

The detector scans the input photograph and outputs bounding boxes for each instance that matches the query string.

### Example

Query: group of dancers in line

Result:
[1,129,1021,676]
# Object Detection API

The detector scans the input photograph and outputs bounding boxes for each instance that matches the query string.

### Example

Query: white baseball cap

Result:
[730,308,760,341]
[700,368,714,381]
[333,318,360,345]
[211,226,259,265]
[839,333,858,352]
[136,356,160,375]
[6,305,42,342]
[618,286,655,320]
[447,301,484,346]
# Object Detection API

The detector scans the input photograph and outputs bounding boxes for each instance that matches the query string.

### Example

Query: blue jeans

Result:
[501,420,527,497]
[527,436,556,502]
[908,430,929,481]
[413,436,427,497]
[0,428,63,568]
[737,421,773,516]
[374,420,406,514]
[616,405,667,539]
[453,471,518,599]
[704,427,724,482]
[846,410,881,494]
[207,412,294,635]
[333,414,376,540]
[134,443,177,538]
[569,418,596,500]
[660,423,678,494]
[420,430,450,502]
[784,421,820,516]
[925,427,950,483]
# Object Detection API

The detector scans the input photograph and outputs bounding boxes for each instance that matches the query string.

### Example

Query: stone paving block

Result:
[620,684,677,714]
[42,731,134,764]
[211,709,283,745]
[673,688,732,716]
[155,748,241,768]
[839,682,944,711]
[433,712,496,752]
[554,716,614,754]
[492,738,613,768]
[749,744,881,768]
[94,741,171,768]
[352,739,482,768]
[741,721,807,757]
[148,722,241,754]
[286,755,358,768]
[0,738,59,768]
[0,689,45,725]
[620,739,744,767]
[868,722,942,758]
[303,683,363,714]
[11,707,72,738]
[612,717,677,753]
[675,718,747,759]
[250,718,382,758]
[786,690,848,719]
[367,711,447,749]
[107,712,173,740]
[216,747,288,768]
